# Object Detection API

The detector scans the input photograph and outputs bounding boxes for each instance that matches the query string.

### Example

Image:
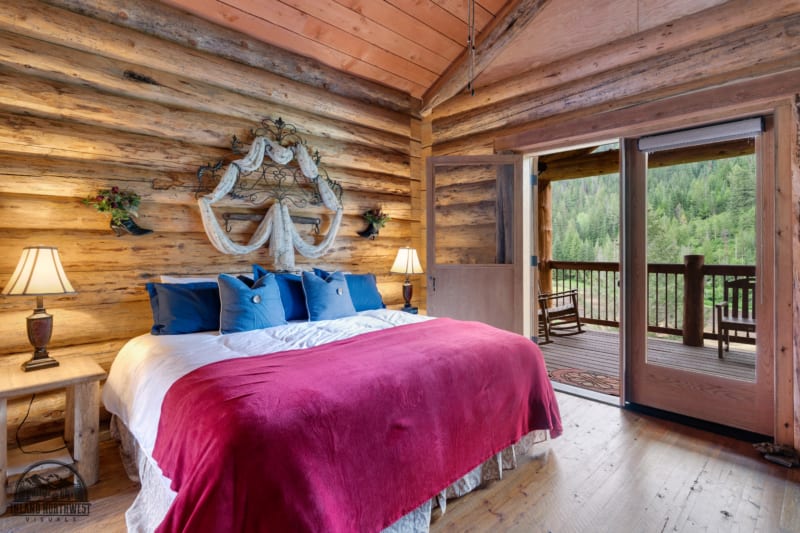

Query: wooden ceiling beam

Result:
[443,12,800,145]
[540,138,756,181]
[433,0,800,121]
[420,0,551,114]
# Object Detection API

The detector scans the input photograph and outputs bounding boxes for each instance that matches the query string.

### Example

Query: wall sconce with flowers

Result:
[83,187,152,236]
[357,208,390,239]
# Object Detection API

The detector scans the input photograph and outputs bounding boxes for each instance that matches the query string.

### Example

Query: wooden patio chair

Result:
[538,287,583,343]
[715,277,756,358]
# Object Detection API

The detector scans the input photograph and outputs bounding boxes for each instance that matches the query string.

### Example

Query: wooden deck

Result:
[541,328,756,395]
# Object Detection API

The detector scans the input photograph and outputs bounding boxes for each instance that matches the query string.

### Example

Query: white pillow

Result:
[159,275,218,284]
[160,274,254,284]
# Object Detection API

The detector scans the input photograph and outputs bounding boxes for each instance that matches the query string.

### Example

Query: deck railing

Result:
[547,258,755,341]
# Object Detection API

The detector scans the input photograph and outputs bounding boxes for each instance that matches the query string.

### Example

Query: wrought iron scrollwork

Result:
[195,117,343,212]
[221,213,321,234]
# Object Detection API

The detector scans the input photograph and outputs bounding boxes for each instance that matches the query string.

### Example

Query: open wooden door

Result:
[426,155,531,337]
[622,117,774,436]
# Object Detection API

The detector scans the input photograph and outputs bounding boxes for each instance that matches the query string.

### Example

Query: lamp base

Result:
[24,301,58,372]
[22,355,60,372]
[402,279,413,308]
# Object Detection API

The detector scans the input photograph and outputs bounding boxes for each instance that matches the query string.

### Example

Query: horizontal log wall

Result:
[427,1,800,443]
[433,166,498,264]
[0,0,418,444]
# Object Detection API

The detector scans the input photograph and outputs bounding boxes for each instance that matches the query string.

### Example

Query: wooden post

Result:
[538,179,553,295]
[682,254,705,346]
[72,381,100,485]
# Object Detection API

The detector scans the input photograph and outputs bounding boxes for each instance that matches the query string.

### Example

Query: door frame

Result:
[622,122,774,435]
[492,72,796,443]
[425,155,532,337]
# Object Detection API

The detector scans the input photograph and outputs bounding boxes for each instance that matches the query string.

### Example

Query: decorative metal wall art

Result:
[195,117,344,270]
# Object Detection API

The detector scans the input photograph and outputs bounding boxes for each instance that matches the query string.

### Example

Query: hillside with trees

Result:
[551,155,757,266]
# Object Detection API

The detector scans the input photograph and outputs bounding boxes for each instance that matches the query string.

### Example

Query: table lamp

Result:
[390,247,423,313]
[2,247,75,371]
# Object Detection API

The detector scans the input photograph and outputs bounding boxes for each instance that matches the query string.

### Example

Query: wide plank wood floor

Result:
[2,392,797,532]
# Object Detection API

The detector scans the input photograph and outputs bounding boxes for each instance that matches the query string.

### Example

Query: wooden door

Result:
[623,118,774,436]
[426,155,531,337]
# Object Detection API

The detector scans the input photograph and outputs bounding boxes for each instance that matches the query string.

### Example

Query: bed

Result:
[103,308,562,532]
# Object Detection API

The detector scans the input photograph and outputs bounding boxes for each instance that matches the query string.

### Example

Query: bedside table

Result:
[0,356,106,514]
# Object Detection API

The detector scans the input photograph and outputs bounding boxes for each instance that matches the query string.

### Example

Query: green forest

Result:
[551,154,757,265]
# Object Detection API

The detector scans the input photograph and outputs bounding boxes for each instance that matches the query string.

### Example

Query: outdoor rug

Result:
[549,368,620,396]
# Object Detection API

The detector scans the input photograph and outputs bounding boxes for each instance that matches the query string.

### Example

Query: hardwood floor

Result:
[2,392,797,532]
[432,393,800,533]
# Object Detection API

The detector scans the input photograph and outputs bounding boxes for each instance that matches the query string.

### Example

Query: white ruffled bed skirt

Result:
[112,417,548,532]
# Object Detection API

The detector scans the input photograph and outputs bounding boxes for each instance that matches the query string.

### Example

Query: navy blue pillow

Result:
[218,273,287,334]
[146,282,220,335]
[313,268,385,311]
[253,264,308,321]
[302,271,356,321]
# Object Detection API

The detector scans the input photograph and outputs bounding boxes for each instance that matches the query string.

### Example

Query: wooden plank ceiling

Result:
[159,0,730,104]
[159,0,510,100]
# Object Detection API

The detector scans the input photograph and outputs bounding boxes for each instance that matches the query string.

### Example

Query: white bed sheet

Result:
[102,309,431,458]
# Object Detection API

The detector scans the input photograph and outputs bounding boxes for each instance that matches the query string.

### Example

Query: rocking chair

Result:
[538,287,583,343]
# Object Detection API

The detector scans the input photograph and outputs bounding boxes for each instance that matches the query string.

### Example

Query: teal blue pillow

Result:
[146,281,220,335]
[313,268,385,311]
[252,264,308,321]
[301,271,356,321]
[218,273,287,334]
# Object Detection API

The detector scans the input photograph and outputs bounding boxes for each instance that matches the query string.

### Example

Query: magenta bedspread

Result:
[152,318,561,532]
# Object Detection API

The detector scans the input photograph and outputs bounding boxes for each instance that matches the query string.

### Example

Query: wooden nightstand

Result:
[0,356,106,514]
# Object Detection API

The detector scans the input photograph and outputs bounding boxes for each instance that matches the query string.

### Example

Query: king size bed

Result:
[103,307,561,532]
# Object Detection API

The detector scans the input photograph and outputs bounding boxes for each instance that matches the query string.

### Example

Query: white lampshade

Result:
[390,247,424,275]
[2,247,75,296]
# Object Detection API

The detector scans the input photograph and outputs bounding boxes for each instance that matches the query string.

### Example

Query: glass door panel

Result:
[645,144,757,383]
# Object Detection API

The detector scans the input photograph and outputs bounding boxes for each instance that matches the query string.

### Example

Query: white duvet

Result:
[102,309,431,458]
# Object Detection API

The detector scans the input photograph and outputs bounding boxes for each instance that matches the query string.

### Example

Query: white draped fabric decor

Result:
[197,121,344,270]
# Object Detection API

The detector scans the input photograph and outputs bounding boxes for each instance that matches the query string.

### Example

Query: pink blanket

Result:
[152,318,561,532]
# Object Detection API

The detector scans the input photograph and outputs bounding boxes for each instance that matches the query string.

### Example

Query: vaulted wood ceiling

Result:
[159,0,509,100]
[160,0,729,106]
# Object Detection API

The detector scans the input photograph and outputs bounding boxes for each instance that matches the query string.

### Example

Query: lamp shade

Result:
[2,246,75,296]
[390,247,423,275]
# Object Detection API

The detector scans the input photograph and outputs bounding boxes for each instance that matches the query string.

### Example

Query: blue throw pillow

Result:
[146,282,220,335]
[302,271,356,321]
[218,273,287,334]
[253,264,308,321]
[313,268,385,311]
[346,274,385,311]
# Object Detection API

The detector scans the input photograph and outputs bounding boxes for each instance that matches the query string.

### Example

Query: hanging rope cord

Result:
[197,136,343,270]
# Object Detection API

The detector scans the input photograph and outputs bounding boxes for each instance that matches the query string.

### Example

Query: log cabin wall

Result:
[432,165,500,265]
[0,0,420,444]
[425,1,800,445]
